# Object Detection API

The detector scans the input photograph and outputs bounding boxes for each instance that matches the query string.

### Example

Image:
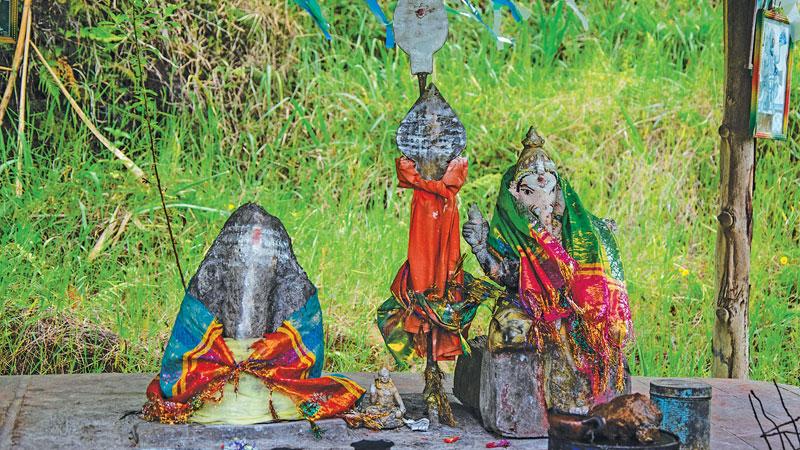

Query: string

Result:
[129,0,187,289]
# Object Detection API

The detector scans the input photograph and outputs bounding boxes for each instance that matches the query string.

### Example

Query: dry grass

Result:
[0,302,132,374]
[30,0,301,146]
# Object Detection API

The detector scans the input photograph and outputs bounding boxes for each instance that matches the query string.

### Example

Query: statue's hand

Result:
[463,204,489,250]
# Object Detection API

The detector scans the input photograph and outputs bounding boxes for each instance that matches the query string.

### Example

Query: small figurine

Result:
[345,368,408,430]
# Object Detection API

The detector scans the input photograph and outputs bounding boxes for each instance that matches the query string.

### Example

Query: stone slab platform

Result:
[1,373,798,449]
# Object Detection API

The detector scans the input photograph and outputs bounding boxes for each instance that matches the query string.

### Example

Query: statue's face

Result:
[511,155,558,221]
[379,368,390,382]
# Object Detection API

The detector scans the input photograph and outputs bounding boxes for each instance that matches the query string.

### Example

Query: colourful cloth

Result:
[378,157,474,364]
[142,291,364,424]
[378,272,488,369]
[487,166,632,393]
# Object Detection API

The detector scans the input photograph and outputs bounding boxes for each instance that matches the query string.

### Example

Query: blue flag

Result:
[492,0,524,22]
[364,0,395,48]
[292,0,331,40]
[459,0,513,45]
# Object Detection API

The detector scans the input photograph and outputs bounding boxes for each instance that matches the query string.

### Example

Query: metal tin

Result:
[547,430,680,450]
[649,380,712,450]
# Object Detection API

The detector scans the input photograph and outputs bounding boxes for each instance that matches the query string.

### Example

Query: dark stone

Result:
[350,439,394,450]
[453,336,549,438]
[187,203,314,339]
[396,84,466,180]
[453,336,484,414]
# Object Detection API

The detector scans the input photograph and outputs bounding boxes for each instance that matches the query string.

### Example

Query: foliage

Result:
[0,0,797,383]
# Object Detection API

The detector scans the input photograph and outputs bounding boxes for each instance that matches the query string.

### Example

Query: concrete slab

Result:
[0,373,796,449]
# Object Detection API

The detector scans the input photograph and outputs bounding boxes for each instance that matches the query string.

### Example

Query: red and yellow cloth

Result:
[142,291,363,424]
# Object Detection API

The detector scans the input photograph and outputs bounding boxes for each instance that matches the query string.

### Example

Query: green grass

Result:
[0,0,798,383]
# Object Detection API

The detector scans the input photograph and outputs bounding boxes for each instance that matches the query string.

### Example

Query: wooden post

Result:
[713,0,756,379]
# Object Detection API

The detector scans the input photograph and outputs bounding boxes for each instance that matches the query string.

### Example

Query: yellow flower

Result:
[780,256,789,266]
[227,203,235,211]
[679,267,690,277]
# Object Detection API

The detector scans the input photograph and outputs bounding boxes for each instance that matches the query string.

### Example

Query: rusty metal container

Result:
[547,429,680,450]
[649,380,711,450]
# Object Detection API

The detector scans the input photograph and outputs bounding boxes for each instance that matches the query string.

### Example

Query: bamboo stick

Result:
[15,6,32,197]
[0,0,32,126]
[88,205,120,261]
[30,42,148,184]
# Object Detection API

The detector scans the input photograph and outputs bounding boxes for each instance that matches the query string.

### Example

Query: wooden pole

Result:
[713,0,756,379]
[15,6,32,197]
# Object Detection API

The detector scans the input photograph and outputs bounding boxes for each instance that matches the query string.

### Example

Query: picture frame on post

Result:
[751,9,793,140]
[0,0,20,44]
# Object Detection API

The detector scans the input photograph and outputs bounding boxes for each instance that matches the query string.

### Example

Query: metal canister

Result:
[649,379,712,450]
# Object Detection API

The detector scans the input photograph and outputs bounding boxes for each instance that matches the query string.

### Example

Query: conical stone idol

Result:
[143,203,364,425]
[188,203,314,338]
[396,83,467,180]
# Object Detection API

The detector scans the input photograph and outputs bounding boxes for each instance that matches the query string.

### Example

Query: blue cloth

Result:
[493,0,524,22]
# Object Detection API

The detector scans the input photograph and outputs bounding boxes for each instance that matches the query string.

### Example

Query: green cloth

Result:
[377,273,490,369]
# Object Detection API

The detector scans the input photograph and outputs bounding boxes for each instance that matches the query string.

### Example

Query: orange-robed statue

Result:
[390,155,468,361]
[378,153,478,427]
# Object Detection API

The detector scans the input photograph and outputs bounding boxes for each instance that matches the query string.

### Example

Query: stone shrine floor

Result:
[1,373,798,449]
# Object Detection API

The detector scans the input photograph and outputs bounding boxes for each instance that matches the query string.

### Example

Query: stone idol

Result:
[454,128,633,437]
[345,367,431,431]
[142,203,364,425]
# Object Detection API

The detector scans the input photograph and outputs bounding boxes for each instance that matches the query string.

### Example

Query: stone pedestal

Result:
[453,336,549,438]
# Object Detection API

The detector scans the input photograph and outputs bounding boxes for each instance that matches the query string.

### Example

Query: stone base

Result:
[454,336,549,438]
[0,373,790,449]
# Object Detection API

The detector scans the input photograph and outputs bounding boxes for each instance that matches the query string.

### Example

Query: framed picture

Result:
[751,9,793,140]
[0,0,20,45]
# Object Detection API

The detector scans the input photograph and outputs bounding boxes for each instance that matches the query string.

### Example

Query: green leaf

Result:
[80,25,125,43]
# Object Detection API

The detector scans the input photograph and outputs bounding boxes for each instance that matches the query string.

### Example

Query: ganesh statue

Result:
[453,128,633,438]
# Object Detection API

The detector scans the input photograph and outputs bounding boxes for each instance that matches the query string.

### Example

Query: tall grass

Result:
[0,0,797,383]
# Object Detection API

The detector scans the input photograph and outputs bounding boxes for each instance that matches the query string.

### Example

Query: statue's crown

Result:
[522,127,545,149]
[515,127,555,179]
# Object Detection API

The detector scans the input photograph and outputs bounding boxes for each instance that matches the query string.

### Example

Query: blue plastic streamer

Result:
[492,0,523,22]
[292,0,331,40]
[364,0,395,48]
[459,0,513,44]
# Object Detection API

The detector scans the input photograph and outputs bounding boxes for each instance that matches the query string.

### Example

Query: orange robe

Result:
[390,156,468,361]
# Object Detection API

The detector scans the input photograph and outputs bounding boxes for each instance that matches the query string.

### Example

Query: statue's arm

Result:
[395,157,466,199]
[462,204,519,288]
[369,383,377,404]
[393,389,406,414]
